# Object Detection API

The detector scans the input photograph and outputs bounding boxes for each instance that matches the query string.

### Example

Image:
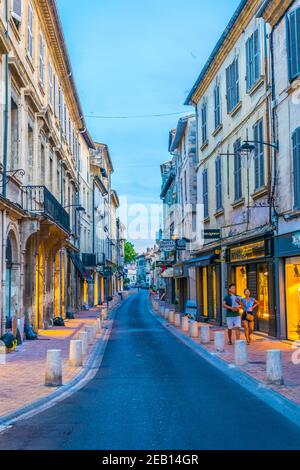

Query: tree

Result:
[124,241,138,265]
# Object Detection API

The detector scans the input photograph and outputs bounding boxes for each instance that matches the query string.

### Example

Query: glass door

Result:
[235,265,247,297]
[257,264,270,334]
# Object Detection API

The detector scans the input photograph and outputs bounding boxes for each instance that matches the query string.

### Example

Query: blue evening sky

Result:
[57,0,240,251]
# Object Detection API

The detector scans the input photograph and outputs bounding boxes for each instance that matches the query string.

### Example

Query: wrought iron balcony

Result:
[82,253,97,268]
[22,186,70,233]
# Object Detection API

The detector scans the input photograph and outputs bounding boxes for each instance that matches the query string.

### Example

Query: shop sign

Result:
[159,240,176,252]
[203,229,221,240]
[292,232,300,248]
[176,239,187,251]
[230,240,265,262]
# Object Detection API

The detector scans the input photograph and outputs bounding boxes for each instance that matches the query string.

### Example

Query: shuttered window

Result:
[215,156,222,211]
[49,63,53,106]
[27,4,33,58]
[287,8,300,81]
[54,74,59,117]
[12,0,22,23]
[226,58,239,113]
[214,83,221,129]
[292,127,300,209]
[203,169,209,218]
[59,88,64,128]
[39,33,44,85]
[246,29,261,90]
[234,139,242,201]
[201,102,207,145]
[253,120,265,190]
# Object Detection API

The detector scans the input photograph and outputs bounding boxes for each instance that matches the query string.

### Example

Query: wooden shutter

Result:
[226,66,231,112]
[215,157,222,211]
[254,29,260,83]
[246,37,252,90]
[288,9,300,80]
[12,0,22,22]
[203,169,208,218]
[234,58,239,105]
[293,127,300,209]
[253,122,260,189]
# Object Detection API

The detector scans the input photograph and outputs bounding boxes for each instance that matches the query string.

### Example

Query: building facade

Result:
[0,0,124,340]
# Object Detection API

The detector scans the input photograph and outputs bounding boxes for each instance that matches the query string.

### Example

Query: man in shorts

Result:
[223,283,242,345]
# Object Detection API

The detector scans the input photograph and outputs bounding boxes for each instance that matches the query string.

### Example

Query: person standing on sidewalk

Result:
[241,288,259,345]
[223,284,242,345]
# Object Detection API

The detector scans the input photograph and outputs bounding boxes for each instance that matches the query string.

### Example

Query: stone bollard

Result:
[164,308,169,320]
[168,311,175,324]
[235,340,248,366]
[69,340,83,367]
[200,325,210,344]
[214,331,225,352]
[101,308,107,320]
[79,331,88,356]
[96,318,102,332]
[182,316,189,332]
[266,349,283,385]
[175,313,181,327]
[45,350,62,387]
[85,325,94,344]
[190,321,199,338]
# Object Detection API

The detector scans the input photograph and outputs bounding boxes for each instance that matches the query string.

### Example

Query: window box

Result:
[200,140,209,152]
[247,76,264,96]
[228,101,242,118]
[212,124,223,138]
[251,185,269,201]
[231,197,245,209]
[214,208,224,218]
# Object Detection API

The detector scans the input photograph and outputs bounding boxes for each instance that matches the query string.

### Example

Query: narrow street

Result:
[0,292,300,451]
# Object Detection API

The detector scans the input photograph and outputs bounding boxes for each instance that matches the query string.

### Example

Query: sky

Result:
[57,0,241,252]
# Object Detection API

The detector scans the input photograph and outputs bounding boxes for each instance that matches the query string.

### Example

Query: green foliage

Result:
[124,241,138,264]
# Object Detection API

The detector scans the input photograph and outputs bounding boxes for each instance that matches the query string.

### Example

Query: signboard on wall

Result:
[159,240,176,252]
[203,229,221,240]
[230,240,265,262]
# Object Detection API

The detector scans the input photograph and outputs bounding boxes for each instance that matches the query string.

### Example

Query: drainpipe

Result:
[1,0,9,335]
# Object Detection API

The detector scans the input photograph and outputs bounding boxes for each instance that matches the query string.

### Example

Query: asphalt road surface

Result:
[0,291,300,450]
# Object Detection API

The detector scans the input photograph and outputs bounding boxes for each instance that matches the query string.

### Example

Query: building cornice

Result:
[186,0,262,105]
[259,0,294,26]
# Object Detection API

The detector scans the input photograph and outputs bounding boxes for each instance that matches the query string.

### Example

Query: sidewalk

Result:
[0,295,123,419]
[152,299,300,406]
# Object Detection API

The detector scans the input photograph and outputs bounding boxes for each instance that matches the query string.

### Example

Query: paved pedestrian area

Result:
[0,297,122,418]
[152,299,300,405]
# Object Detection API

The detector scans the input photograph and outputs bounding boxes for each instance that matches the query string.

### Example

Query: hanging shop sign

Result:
[230,240,266,263]
[175,239,187,251]
[159,240,176,252]
[203,229,221,240]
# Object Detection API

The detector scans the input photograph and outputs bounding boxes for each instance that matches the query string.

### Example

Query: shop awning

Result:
[68,251,94,284]
[187,254,217,267]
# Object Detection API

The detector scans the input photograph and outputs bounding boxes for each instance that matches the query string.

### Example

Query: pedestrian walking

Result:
[223,284,242,345]
[241,288,259,345]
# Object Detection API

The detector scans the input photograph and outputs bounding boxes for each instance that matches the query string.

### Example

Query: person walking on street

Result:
[223,284,242,345]
[241,288,259,345]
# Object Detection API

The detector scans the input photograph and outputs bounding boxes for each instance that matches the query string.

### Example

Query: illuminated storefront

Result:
[227,237,275,336]
[275,232,300,341]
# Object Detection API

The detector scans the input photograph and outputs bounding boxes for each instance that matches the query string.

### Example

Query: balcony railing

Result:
[22,186,70,233]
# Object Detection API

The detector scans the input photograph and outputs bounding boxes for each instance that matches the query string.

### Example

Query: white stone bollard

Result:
[200,325,210,344]
[79,331,88,356]
[190,321,199,338]
[45,350,62,387]
[235,340,248,366]
[101,308,107,320]
[168,311,175,324]
[69,340,83,367]
[214,331,225,352]
[175,313,181,327]
[182,316,189,332]
[164,308,169,320]
[96,318,102,332]
[85,325,94,344]
[266,349,283,385]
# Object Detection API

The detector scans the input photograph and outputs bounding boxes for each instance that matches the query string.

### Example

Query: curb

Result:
[148,298,300,429]
[0,302,121,429]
